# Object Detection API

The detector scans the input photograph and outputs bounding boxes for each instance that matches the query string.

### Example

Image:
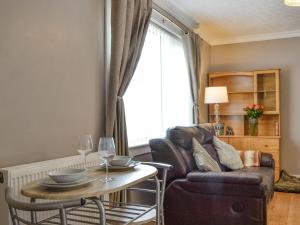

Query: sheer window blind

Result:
[124,23,192,147]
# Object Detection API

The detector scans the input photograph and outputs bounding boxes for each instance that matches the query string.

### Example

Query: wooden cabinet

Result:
[208,69,281,180]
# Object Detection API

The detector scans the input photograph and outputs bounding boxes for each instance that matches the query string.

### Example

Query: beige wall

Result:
[210,37,300,174]
[0,0,105,167]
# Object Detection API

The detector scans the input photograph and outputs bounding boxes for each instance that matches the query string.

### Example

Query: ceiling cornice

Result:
[153,0,199,30]
[207,29,300,46]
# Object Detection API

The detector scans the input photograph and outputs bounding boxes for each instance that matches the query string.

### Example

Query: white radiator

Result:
[0,152,101,225]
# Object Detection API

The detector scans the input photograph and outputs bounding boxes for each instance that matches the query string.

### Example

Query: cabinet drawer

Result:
[228,137,279,151]
[252,138,279,151]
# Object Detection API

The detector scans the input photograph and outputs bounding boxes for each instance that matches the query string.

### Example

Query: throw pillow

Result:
[239,150,261,167]
[192,138,222,172]
[213,136,244,170]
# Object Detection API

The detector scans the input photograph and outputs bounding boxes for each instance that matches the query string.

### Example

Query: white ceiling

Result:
[166,0,300,45]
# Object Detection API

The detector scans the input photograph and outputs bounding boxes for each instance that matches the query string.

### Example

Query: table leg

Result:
[89,196,106,225]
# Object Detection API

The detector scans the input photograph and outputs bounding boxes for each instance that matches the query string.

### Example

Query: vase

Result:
[249,118,258,136]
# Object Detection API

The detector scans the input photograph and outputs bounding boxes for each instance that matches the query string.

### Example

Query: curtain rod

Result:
[152,3,192,35]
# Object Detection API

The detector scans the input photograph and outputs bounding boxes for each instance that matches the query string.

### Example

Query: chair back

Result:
[5,187,85,225]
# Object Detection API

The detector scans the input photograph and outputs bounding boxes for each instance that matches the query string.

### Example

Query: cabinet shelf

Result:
[209,113,246,116]
[209,112,279,116]
[228,91,254,94]
[257,90,277,93]
[218,135,281,139]
[227,90,278,94]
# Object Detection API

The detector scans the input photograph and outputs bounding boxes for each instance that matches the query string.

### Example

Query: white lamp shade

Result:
[284,0,300,6]
[205,87,229,104]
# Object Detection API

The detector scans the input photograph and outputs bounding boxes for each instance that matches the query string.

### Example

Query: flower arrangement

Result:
[244,104,264,119]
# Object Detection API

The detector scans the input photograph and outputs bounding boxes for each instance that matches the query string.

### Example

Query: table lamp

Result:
[205,86,229,134]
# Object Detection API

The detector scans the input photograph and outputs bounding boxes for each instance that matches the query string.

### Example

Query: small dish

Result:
[99,161,140,171]
[48,168,86,183]
[109,156,132,166]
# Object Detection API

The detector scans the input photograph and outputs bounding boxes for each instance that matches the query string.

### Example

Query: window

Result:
[124,23,192,147]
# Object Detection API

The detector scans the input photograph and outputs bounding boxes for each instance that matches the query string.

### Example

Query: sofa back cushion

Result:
[167,126,225,171]
[149,138,189,182]
[198,123,216,135]
[239,150,261,167]
[167,126,213,148]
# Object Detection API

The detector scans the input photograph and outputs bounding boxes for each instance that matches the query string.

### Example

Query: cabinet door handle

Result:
[264,145,268,147]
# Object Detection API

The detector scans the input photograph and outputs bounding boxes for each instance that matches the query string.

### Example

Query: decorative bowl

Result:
[109,156,132,166]
[48,168,86,183]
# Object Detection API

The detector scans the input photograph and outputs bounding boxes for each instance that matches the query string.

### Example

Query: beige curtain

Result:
[183,32,202,124]
[106,0,152,202]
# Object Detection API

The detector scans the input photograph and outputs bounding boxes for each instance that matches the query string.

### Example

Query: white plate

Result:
[38,176,97,190]
[99,161,140,171]
[48,168,86,183]
[40,177,86,186]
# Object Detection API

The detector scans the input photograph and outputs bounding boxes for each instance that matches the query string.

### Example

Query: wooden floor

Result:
[268,192,300,225]
[147,192,300,225]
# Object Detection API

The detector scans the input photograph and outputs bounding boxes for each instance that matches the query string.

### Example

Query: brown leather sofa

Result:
[149,124,274,225]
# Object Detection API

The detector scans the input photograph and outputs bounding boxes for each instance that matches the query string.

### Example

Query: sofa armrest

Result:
[187,171,262,185]
[168,170,267,198]
[260,153,275,168]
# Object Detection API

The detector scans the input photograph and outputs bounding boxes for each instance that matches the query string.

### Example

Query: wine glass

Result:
[77,134,93,169]
[98,137,116,182]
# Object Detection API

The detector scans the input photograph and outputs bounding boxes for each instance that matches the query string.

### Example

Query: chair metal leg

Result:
[8,206,19,225]
[155,176,161,225]
[90,196,106,225]
[124,189,128,204]
[59,208,68,225]
[30,198,37,224]
[160,170,168,225]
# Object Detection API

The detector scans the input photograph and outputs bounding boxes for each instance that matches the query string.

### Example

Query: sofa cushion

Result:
[177,146,198,171]
[167,126,213,149]
[239,150,261,167]
[213,136,244,170]
[187,170,262,185]
[201,143,227,171]
[192,138,222,172]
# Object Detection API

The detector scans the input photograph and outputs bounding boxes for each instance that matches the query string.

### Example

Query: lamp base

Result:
[213,103,224,136]
[214,103,220,124]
